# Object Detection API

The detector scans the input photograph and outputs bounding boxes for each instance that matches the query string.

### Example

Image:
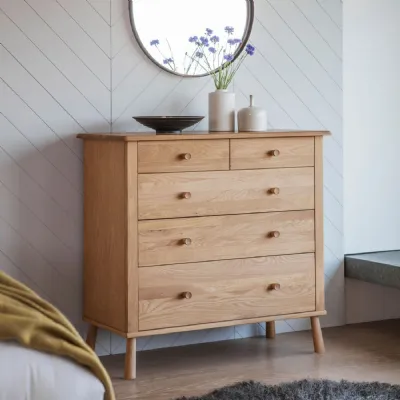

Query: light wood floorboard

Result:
[102,320,400,400]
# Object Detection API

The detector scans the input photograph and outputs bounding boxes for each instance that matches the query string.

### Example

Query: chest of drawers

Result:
[78,130,328,379]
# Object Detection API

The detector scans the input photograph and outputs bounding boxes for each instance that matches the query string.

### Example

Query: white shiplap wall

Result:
[0,0,343,356]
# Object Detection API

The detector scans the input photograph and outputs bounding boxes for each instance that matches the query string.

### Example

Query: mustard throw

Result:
[0,271,115,400]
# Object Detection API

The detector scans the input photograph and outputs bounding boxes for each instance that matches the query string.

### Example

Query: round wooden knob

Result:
[268,187,280,195]
[181,192,192,199]
[269,231,280,238]
[268,283,281,291]
[181,291,192,299]
[181,153,192,160]
[268,149,280,157]
[181,238,192,246]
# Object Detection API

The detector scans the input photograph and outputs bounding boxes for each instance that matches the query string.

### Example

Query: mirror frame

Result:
[128,0,255,78]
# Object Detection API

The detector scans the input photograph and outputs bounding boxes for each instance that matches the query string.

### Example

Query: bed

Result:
[0,271,114,400]
[0,341,105,400]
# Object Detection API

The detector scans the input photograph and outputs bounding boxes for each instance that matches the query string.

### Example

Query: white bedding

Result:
[0,341,105,400]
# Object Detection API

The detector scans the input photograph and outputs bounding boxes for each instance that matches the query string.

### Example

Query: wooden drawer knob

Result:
[181,291,193,299]
[181,192,192,199]
[268,149,280,157]
[181,153,192,160]
[268,231,280,238]
[268,187,280,195]
[181,238,192,246]
[268,283,281,291]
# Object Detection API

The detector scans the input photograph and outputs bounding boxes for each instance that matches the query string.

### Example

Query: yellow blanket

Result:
[0,271,115,400]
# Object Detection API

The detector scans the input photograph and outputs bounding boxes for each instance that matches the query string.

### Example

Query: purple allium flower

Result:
[225,26,234,34]
[205,28,213,36]
[200,36,209,46]
[245,44,255,56]
[208,47,216,54]
[195,51,204,58]
[163,58,174,64]
[234,38,242,44]
[224,54,234,62]
[150,39,159,46]
[210,35,219,44]
[188,36,198,43]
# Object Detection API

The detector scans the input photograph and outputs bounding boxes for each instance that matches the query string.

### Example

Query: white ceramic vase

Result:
[208,89,235,132]
[237,95,268,132]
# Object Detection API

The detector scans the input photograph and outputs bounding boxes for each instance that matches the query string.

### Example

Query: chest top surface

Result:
[77,130,329,142]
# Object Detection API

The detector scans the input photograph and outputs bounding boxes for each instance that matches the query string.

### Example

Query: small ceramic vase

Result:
[208,89,235,132]
[237,95,267,132]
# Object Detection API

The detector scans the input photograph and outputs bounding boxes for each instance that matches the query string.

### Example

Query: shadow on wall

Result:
[323,261,345,327]
[1,132,97,336]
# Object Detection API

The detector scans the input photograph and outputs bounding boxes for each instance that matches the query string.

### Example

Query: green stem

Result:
[186,53,212,76]
[155,45,173,71]
[165,38,176,72]
[185,45,200,74]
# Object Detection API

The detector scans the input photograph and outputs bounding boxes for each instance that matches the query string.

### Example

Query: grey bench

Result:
[345,251,400,290]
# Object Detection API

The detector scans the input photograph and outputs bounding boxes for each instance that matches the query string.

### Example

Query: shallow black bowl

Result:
[133,116,204,134]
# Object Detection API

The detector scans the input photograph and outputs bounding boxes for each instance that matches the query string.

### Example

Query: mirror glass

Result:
[130,0,253,77]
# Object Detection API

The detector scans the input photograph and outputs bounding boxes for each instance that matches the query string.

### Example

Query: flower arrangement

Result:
[149,26,255,90]
[150,38,177,72]
[185,26,255,89]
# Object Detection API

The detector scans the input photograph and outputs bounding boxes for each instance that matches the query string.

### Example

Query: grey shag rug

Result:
[176,379,400,399]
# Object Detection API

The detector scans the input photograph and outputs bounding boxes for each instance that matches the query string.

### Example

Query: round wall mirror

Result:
[129,0,254,77]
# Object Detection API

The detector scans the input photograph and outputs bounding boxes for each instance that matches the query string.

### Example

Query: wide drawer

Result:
[139,253,316,330]
[230,137,314,170]
[138,140,229,173]
[138,210,315,266]
[138,168,315,219]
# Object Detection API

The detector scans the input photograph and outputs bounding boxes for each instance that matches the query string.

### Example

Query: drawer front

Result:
[138,210,315,266]
[139,253,316,330]
[231,137,314,169]
[138,140,229,173]
[138,168,314,220]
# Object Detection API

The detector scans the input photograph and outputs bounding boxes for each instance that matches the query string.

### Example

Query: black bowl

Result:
[133,116,204,134]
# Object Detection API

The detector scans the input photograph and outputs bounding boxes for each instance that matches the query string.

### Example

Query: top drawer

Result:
[231,137,314,170]
[138,140,229,173]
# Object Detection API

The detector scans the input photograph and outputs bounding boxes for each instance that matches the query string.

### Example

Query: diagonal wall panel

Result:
[255,0,342,115]
[0,115,82,222]
[0,9,110,126]
[270,0,342,86]
[251,19,343,134]
[2,82,83,192]
[87,1,111,25]
[294,0,342,57]
[56,0,111,57]
[27,0,111,89]
[1,45,84,157]
[318,0,342,28]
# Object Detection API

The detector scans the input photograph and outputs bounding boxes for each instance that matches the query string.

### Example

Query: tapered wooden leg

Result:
[266,321,276,339]
[86,324,98,351]
[124,338,136,380]
[310,316,325,354]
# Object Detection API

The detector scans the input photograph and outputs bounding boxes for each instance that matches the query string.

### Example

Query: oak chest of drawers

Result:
[78,130,328,379]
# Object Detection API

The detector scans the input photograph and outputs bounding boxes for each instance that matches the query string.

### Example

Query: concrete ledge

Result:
[345,251,400,290]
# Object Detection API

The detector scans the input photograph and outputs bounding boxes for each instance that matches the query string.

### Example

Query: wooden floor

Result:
[102,320,400,400]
